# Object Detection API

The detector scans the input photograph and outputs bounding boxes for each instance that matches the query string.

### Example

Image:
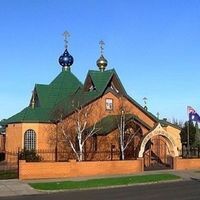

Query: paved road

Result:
[0,180,199,200]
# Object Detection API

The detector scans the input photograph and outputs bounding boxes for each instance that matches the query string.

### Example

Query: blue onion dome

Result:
[96,54,108,72]
[59,49,74,71]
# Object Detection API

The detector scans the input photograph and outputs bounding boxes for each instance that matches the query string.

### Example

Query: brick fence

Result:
[174,157,200,170]
[19,157,200,180]
[19,159,143,180]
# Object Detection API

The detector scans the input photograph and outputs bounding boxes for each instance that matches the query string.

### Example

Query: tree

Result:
[53,103,100,161]
[194,122,200,147]
[117,97,142,160]
[180,121,196,147]
[171,118,184,128]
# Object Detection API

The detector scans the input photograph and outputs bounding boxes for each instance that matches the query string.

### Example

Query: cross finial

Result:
[99,40,105,55]
[63,31,70,49]
[143,97,147,105]
[143,97,148,111]
[156,112,160,119]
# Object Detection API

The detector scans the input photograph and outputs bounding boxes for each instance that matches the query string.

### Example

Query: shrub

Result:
[19,150,41,162]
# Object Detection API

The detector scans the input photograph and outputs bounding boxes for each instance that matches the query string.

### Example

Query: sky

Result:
[0,0,200,123]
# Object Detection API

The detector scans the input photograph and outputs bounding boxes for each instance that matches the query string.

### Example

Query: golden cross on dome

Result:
[99,40,105,55]
[63,31,70,49]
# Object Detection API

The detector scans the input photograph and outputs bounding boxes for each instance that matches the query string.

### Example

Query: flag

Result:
[187,106,200,122]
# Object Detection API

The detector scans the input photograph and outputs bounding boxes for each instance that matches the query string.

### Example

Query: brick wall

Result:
[174,157,200,170]
[19,159,143,180]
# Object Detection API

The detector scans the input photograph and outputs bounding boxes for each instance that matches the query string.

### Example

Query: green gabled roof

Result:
[88,69,113,92]
[87,69,127,95]
[87,114,152,136]
[51,88,100,121]
[50,69,83,89]
[5,107,51,124]
[4,70,83,124]
[35,70,83,109]
[45,70,83,108]
[35,84,49,107]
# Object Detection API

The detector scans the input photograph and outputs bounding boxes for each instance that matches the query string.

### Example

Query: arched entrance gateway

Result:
[138,123,179,170]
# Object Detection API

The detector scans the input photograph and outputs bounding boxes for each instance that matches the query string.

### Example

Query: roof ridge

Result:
[125,94,158,122]
[88,68,115,73]
[35,83,48,87]
[50,70,83,86]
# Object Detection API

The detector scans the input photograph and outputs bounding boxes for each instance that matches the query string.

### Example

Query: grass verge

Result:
[29,173,180,190]
[0,170,18,179]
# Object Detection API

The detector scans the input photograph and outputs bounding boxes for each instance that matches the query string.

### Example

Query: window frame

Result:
[105,98,113,111]
[24,129,36,150]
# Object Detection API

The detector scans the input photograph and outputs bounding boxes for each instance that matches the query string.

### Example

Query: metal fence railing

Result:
[0,151,19,179]
[181,147,200,158]
[17,149,124,162]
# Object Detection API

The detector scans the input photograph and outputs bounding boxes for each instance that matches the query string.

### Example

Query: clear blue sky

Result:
[0,0,200,122]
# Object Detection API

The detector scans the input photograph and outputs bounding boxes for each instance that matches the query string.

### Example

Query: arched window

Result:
[24,129,36,150]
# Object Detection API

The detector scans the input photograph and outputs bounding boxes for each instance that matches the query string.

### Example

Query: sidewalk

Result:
[0,179,40,197]
[0,170,199,197]
[172,170,200,181]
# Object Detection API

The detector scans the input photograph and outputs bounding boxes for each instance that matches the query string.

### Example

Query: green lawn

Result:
[0,170,18,179]
[29,173,180,190]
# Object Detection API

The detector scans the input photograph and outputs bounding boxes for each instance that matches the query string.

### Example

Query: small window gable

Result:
[83,75,96,92]
[29,89,40,108]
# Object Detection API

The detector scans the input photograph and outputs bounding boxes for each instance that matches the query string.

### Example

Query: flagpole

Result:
[187,120,190,156]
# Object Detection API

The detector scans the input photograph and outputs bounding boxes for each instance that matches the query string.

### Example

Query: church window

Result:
[105,98,113,110]
[24,129,36,150]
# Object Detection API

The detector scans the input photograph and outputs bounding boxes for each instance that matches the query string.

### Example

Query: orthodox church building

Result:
[1,36,182,169]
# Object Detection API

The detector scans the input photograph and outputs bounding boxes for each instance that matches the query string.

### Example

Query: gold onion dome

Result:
[97,55,108,72]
